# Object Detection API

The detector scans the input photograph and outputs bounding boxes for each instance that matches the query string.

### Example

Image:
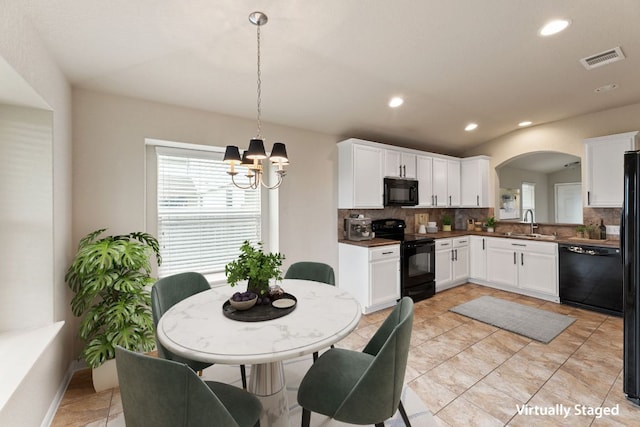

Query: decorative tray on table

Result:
[222,293,297,322]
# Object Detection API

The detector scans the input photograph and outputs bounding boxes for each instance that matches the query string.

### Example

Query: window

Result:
[521,181,535,220]
[156,146,261,277]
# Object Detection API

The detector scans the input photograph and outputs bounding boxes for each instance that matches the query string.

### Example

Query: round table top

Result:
[156,279,362,364]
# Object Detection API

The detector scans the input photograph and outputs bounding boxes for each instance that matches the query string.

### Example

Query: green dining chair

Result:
[284,261,335,285]
[284,261,336,361]
[152,272,247,389]
[115,346,262,427]
[297,297,414,427]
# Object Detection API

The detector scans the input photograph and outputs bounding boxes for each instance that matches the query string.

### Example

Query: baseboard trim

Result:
[40,359,86,427]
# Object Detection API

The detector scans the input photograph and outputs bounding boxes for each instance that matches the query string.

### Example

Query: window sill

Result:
[0,321,64,411]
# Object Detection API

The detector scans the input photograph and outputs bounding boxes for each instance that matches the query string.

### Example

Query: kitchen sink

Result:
[502,232,557,240]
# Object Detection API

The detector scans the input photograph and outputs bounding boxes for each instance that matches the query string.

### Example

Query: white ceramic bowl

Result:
[229,295,258,311]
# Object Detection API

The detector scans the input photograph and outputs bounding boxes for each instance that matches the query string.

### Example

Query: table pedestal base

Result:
[249,362,289,427]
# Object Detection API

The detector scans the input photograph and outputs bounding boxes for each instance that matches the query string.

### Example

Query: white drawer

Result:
[369,245,400,261]
[486,237,556,254]
[435,239,452,250]
[453,237,469,247]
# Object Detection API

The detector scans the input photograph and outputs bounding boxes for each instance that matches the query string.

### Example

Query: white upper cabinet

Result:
[447,159,461,207]
[432,158,448,206]
[461,156,491,207]
[338,139,384,209]
[416,155,434,207]
[338,138,489,210]
[433,158,460,207]
[385,149,416,178]
[584,131,639,207]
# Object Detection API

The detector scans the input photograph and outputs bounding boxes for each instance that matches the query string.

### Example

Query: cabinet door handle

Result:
[587,191,591,205]
[482,238,485,250]
[403,165,406,177]
[435,195,438,205]
[399,165,402,177]
[451,250,455,261]
[382,251,394,255]
[431,195,434,205]
[449,195,452,205]
[521,253,524,266]
[454,249,458,261]
[513,252,516,264]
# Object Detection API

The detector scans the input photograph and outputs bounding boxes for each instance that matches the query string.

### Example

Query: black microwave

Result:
[383,177,419,206]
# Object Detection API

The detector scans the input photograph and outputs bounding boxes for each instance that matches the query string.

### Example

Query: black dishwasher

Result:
[559,243,622,316]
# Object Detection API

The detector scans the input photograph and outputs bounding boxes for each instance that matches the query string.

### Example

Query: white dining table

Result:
[156,279,362,427]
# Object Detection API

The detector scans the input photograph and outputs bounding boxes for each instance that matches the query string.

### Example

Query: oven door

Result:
[401,239,435,299]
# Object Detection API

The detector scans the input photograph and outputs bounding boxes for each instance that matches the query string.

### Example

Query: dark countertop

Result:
[338,238,400,247]
[339,230,621,249]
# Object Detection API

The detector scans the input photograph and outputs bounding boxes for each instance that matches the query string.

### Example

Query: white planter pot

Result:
[92,358,119,392]
[487,227,494,232]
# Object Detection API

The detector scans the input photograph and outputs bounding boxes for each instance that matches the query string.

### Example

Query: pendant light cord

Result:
[256,24,262,139]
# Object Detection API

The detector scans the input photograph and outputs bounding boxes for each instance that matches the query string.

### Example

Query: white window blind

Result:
[156,147,261,277]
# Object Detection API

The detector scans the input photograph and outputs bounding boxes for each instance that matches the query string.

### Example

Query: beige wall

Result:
[464,102,640,215]
[72,88,340,275]
[0,1,73,425]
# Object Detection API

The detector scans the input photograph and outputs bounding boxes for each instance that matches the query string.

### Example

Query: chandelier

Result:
[223,11,289,190]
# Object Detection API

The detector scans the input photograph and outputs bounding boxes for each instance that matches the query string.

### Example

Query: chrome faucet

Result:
[523,209,537,234]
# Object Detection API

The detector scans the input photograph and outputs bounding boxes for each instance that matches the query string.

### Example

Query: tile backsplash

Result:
[338,206,621,240]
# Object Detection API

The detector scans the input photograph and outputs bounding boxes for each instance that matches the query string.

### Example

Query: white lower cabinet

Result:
[484,237,558,301]
[469,236,487,281]
[338,243,400,314]
[435,237,469,291]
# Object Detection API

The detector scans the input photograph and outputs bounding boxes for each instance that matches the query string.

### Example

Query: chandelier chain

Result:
[256,24,262,139]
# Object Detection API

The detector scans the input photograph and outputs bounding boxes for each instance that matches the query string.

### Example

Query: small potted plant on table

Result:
[225,240,285,305]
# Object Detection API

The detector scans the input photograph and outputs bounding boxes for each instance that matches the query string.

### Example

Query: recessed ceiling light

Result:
[518,121,532,127]
[465,123,478,131]
[539,19,571,36]
[594,83,619,93]
[388,96,404,108]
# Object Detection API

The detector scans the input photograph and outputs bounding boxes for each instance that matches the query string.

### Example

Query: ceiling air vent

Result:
[580,46,625,70]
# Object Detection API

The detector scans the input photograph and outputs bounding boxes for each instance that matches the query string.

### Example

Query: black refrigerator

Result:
[623,150,640,405]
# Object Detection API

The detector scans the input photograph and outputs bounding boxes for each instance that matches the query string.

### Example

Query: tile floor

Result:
[52,283,640,426]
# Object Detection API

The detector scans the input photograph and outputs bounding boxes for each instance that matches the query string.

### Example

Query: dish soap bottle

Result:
[599,219,607,240]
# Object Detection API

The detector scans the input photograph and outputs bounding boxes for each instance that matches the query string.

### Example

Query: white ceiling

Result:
[17,0,640,154]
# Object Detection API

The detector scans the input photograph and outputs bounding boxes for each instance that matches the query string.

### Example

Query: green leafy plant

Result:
[65,229,162,369]
[225,240,285,295]
[485,216,497,228]
[441,214,452,226]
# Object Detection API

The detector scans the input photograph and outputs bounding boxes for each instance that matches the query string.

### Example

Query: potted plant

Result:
[485,216,496,232]
[225,240,285,300]
[576,225,586,238]
[65,229,161,391]
[441,214,452,232]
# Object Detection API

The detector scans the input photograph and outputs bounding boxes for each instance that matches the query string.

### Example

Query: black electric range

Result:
[372,219,435,302]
